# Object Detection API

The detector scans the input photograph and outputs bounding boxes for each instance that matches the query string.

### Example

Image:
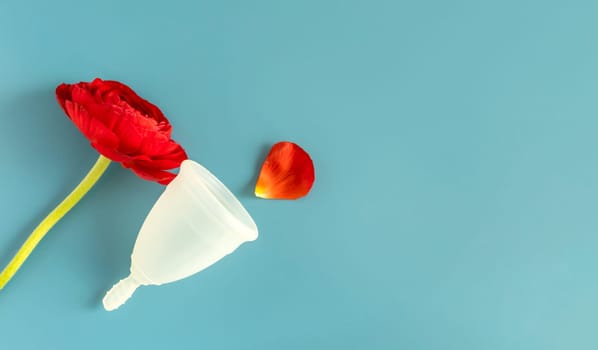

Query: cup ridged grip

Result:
[102,275,140,311]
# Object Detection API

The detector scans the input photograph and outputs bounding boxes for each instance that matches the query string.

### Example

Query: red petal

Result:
[55,83,71,112]
[126,165,178,185]
[64,101,121,156]
[130,145,188,170]
[92,79,172,135]
[255,141,315,200]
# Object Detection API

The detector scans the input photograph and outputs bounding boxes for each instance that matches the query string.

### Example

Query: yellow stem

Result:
[0,154,111,290]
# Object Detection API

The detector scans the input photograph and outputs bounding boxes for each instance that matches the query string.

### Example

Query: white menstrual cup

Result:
[102,159,258,311]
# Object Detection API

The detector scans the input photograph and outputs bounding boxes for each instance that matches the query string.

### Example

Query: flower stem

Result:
[0,154,111,290]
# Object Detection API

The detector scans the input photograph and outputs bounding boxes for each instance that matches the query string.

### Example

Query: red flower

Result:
[56,78,188,185]
[255,141,315,200]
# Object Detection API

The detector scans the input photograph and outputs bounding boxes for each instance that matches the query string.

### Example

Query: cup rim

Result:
[179,160,259,241]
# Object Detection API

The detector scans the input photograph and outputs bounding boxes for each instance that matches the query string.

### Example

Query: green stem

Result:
[0,154,111,290]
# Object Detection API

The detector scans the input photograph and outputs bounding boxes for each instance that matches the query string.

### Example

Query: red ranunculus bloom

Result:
[56,78,188,185]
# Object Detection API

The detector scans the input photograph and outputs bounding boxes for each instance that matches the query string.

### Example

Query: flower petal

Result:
[130,145,188,170]
[126,165,178,185]
[64,101,120,156]
[255,141,315,200]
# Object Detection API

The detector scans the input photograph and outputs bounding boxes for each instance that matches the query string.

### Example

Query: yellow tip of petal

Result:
[255,186,269,198]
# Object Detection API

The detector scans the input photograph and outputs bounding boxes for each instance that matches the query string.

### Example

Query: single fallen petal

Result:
[255,141,315,200]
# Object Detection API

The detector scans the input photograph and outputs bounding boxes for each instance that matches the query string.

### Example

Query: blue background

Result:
[1,0,598,349]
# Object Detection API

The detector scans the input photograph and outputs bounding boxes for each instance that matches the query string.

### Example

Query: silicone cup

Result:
[102,160,258,311]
